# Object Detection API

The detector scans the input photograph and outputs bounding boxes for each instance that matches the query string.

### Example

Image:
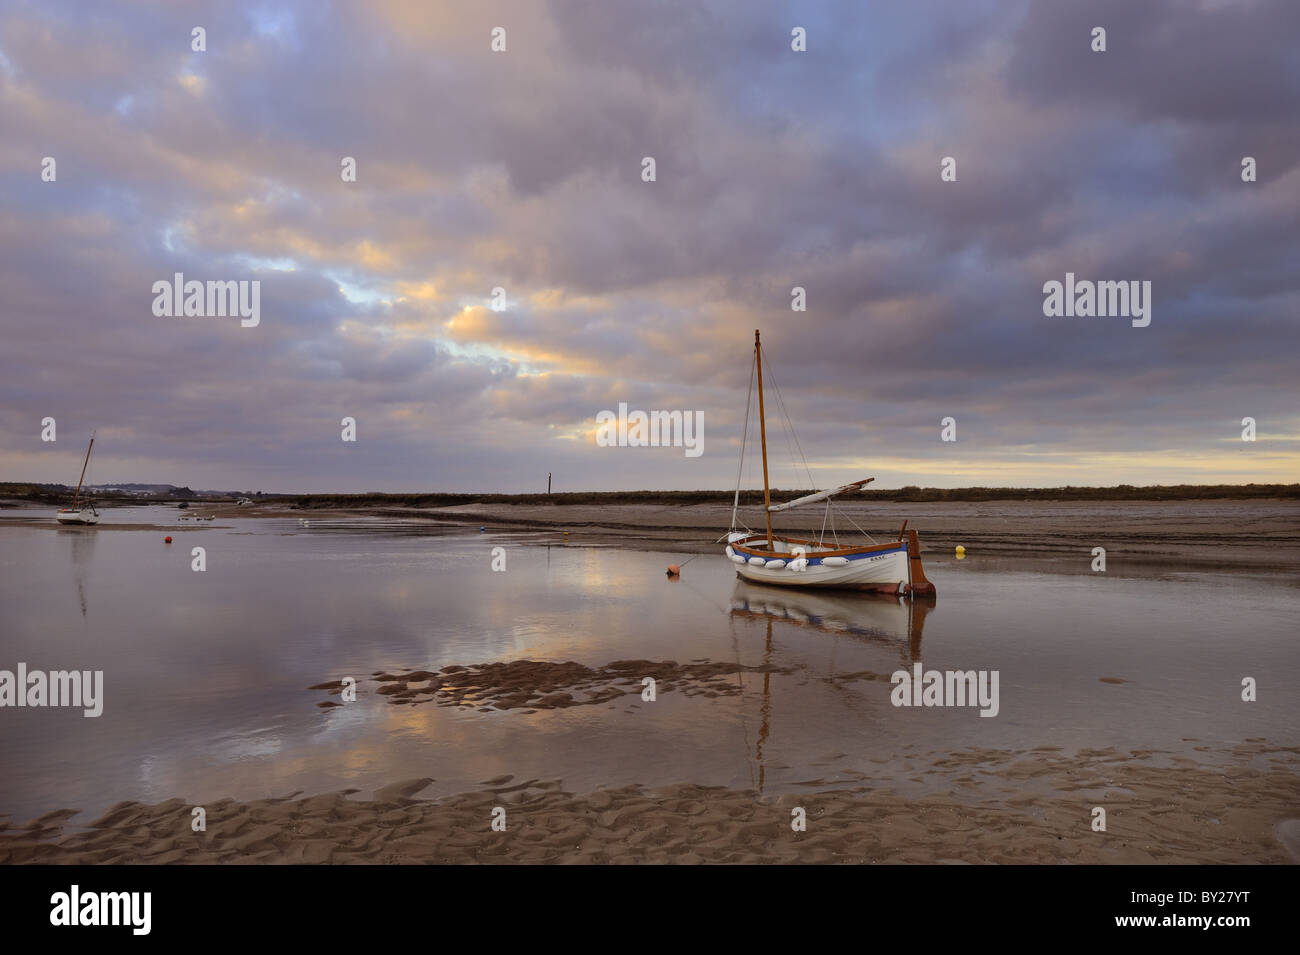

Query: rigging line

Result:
[759,346,817,491]
[764,358,806,492]
[731,355,756,531]
[762,353,802,493]
[776,402,803,496]
[676,576,732,617]
[829,499,878,543]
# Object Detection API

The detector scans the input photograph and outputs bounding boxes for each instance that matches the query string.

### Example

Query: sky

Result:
[1,0,1297,493]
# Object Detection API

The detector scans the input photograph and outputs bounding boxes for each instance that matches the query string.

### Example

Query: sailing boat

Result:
[723,331,935,596]
[56,431,100,525]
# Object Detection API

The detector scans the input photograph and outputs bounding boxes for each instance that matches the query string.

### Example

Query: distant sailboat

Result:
[56,431,100,526]
[724,331,935,596]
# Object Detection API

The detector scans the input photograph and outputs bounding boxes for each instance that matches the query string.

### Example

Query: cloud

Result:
[0,0,1296,491]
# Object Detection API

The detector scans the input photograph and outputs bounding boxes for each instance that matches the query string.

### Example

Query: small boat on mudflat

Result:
[723,331,934,597]
[56,431,100,526]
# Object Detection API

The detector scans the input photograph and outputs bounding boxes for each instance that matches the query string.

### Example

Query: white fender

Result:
[787,558,808,572]
[822,556,849,566]
[747,556,767,567]
[764,559,786,570]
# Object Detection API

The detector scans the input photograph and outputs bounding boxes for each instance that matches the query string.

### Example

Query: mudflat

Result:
[409,498,1300,574]
[5,745,1296,864]
[2,497,1296,864]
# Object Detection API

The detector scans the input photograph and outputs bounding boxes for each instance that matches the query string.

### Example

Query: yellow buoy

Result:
[955,545,966,559]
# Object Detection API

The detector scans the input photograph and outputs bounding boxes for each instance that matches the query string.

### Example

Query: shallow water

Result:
[1,506,1297,822]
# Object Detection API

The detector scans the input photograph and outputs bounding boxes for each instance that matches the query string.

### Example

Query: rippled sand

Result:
[4,746,1296,864]
[312,658,791,711]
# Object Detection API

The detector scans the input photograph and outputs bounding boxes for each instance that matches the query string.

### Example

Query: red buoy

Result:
[164,536,172,543]
[666,564,680,577]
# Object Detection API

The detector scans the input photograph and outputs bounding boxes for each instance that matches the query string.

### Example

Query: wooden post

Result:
[755,330,773,549]
[547,472,551,495]
[905,529,936,597]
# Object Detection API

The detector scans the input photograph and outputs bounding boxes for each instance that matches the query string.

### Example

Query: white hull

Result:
[727,536,909,592]
[735,549,906,590]
[56,508,99,525]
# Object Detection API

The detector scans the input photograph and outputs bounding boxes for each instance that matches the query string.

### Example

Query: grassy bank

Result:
[4,482,1296,509]
[286,483,1300,508]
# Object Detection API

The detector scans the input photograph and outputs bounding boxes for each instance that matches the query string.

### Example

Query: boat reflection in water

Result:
[60,524,98,617]
[729,581,933,664]
[727,582,936,790]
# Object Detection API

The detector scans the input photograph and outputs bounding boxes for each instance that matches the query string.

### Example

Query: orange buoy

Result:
[666,564,680,577]
[164,536,172,543]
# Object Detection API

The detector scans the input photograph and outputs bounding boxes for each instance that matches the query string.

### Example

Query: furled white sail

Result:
[768,477,874,513]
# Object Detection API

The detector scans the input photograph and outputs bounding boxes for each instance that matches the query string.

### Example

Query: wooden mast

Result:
[71,431,95,509]
[754,330,773,549]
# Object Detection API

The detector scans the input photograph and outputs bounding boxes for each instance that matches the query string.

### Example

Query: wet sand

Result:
[4,746,1296,864]
[6,498,1298,573]
[4,498,1297,864]
[410,499,1300,573]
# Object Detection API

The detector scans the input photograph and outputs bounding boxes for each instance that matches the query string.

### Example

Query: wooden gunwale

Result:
[732,534,906,559]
